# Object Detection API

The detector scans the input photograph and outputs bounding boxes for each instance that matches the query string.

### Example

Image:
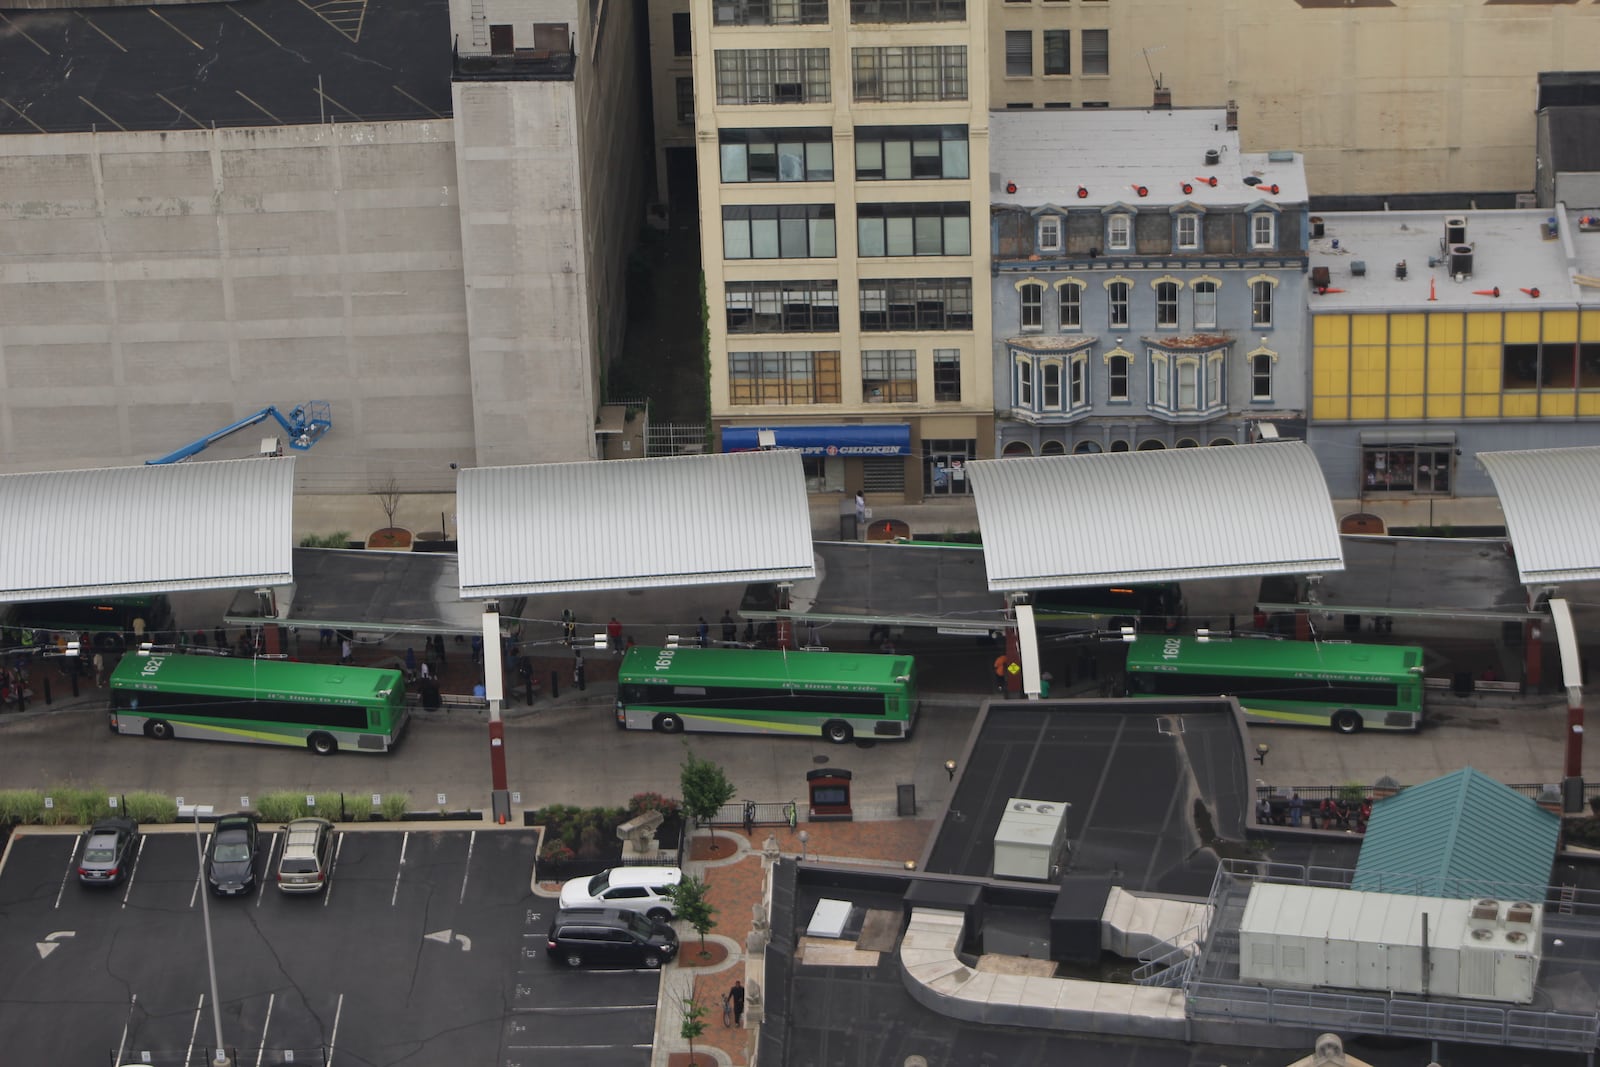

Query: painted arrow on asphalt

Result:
[424,928,471,951]
[37,930,75,959]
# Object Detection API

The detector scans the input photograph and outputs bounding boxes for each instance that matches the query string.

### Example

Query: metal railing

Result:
[707,799,799,833]
[1131,924,1203,988]
[646,423,707,458]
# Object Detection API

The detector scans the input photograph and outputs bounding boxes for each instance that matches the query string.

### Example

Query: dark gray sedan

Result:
[205,813,260,896]
[78,817,139,886]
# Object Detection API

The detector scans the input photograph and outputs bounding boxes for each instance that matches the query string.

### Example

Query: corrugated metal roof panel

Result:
[1353,768,1560,901]
[1478,447,1600,583]
[0,458,295,600]
[457,451,815,598]
[966,442,1344,590]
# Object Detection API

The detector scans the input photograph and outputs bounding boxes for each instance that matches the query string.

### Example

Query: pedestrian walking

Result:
[697,617,709,648]
[728,980,745,1027]
[607,617,623,654]
[1289,793,1304,827]
[404,647,418,676]
[471,634,484,666]
[320,627,333,650]
[419,662,432,681]
[854,491,866,535]
[214,626,227,650]
[573,649,586,691]
[805,620,819,648]
[721,611,737,644]
[92,651,105,688]
[993,653,1010,695]
[340,637,353,665]
[194,628,208,648]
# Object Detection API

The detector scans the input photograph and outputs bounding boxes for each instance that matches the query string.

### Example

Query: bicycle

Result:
[722,991,734,1028]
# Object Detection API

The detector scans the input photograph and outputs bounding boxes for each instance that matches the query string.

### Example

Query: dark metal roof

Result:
[0,0,451,135]
[1544,106,1600,174]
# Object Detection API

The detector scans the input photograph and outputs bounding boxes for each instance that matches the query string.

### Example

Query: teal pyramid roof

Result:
[1352,767,1560,901]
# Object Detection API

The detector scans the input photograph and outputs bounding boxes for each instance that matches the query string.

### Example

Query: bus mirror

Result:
[1119,627,1136,643]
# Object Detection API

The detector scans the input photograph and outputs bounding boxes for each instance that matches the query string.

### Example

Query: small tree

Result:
[371,477,403,529]
[680,748,738,853]
[668,874,717,957]
[680,995,709,1065]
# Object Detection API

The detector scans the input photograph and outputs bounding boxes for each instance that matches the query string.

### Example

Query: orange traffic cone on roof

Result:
[1429,278,1437,302]
[1521,287,1541,298]
[1473,287,1501,297]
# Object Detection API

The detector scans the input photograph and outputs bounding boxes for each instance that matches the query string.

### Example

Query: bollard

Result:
[42,677,52,706]
[550,669,559,699]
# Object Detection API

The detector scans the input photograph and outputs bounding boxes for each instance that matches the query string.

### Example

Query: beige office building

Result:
[988,0,1600,196]
[693,0,995,503]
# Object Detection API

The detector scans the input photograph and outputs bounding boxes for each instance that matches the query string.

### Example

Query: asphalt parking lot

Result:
[0,826,659,1066]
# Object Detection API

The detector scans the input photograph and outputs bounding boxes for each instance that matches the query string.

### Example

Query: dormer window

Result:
[1176,213,1199,250]
[1251,212,1275,250]
[1037,215,1061,253]
[1107,213,1131,251]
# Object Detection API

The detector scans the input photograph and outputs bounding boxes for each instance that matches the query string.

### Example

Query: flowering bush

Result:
[539,841,575,867]
[628,792,681,817]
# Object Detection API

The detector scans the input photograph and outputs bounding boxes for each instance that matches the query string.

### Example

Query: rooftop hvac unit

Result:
[1445,216,1468,246]
[1449,244,1474,278]
[993,798,1070,882]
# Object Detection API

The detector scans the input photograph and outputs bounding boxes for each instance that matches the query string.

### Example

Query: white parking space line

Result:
[391,831,409,906]
[458,830,476,905]
[327,992,345,1067]
[257,831,280,907]
[121,836,150,909]
[254,992,276,1067]
[113,993,137,1066]
[54,837,79,909]
[324,833,345,908]
[185,993,205,1066]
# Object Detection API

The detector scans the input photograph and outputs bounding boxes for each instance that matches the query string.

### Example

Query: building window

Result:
[1107,213,1131,251]
[1005,103,1034,109]
[854,125,968,181]
[1020,283,1043,329]
[1058,284,1082,330]
[1043,30,1069,75]
[672,12,691,55]
[715,49,831,105]
[676,78,694,124]
[726,280,840,333]
[1015,357,1033,407]
[1192,280,1217,328]
[1150,352,1169,407]
[1069,357,1086,406]
[1082,29,1108,75]
[1251,353,1274,401]
[1503,342,1600,389]
[1251,279,1273,327]
[722,205,837,259]
[863,349,917,402]
[1108,281,1130,327]
[851,0,965,21]
[1037,215,1061,252]
[715,0,829,27]
[934,349,961,401]
[852,46,968,102]
[1042,361,1062,409]
[1107,353,1129,400]
[1176,358,1199,410]
[1206,353,1223,408]
[857,202,970,256]
[859,277,973,331]
[1005,31,1032,76]
[1155,281,1178,328]
[1175,214,1198,250]
[1251,213,1275,249]
[1044,101,1072,109]
[729,350,841,404]
[720,128,834,183]
[1363,447,1453,494]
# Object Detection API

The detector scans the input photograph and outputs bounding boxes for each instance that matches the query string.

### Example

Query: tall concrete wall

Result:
[0,122,473,493]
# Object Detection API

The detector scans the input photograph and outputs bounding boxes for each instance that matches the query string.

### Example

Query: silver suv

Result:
[276,818,335,893]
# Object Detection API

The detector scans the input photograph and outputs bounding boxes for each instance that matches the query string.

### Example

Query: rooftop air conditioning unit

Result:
[993,797,1070,882]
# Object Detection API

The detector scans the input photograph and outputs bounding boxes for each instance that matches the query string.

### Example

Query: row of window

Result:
[724,278,974,333]
[1001,440,1241,457]
[705,0,968,27]
[1029,211,1277,257]
[1016,277,1275,330]
[721,204,972,260]
[1010,349,1276,415]
[729,349,964,404]
[712,48,969,105]
[718,125,970,184]
[1003,28,1107,77]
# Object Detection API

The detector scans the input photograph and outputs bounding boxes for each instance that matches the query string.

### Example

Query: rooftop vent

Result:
[1204,148,1220,166]
[1267,150,1295,163]
[1350,260,1366,277]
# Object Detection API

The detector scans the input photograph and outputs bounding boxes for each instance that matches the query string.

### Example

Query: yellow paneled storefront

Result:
[1312,309,1600,423]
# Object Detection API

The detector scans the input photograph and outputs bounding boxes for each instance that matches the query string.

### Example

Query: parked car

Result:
[276,817,335,893]
[205,813,260,896]
[557,865,682,921]
[78,817,140,886]
[546,907,679,969]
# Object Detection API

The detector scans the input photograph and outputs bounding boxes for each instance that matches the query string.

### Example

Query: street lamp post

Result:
[179,804,232,1067]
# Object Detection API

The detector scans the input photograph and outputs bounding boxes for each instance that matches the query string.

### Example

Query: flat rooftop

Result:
[0,0,451,135]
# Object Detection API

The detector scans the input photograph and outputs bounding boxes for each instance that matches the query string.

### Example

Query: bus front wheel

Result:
[823,721,854,744]
[309,732,339,755]
[147,720,173,740]
[654,714,683,735]
[1332,711,1363,735]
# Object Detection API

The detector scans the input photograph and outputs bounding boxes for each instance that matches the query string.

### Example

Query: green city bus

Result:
[1123,635,1425,734]
[109,652,408,754]
[615,646,918,743]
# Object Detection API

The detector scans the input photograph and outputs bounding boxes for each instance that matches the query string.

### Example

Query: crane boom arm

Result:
[145,401,332,464]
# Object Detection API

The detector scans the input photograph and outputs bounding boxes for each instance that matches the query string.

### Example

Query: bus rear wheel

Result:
[1332,710,1363,735]
[308,732,338,755]
[146,719,173,740]
[654,714,683,735]
[823,720,854,744]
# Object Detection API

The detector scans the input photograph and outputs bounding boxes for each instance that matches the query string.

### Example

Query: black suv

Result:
[546,907,678,969]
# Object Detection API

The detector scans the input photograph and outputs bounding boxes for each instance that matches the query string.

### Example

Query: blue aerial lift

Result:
[146,401,332,464]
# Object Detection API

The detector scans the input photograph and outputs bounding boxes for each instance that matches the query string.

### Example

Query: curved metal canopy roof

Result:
[967,442,1344,590]
[1478,446,1600,584]
[0,458,295,601]
[457,450,814,598]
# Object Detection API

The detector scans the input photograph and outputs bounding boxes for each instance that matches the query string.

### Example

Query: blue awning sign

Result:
[722,424,911,457]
